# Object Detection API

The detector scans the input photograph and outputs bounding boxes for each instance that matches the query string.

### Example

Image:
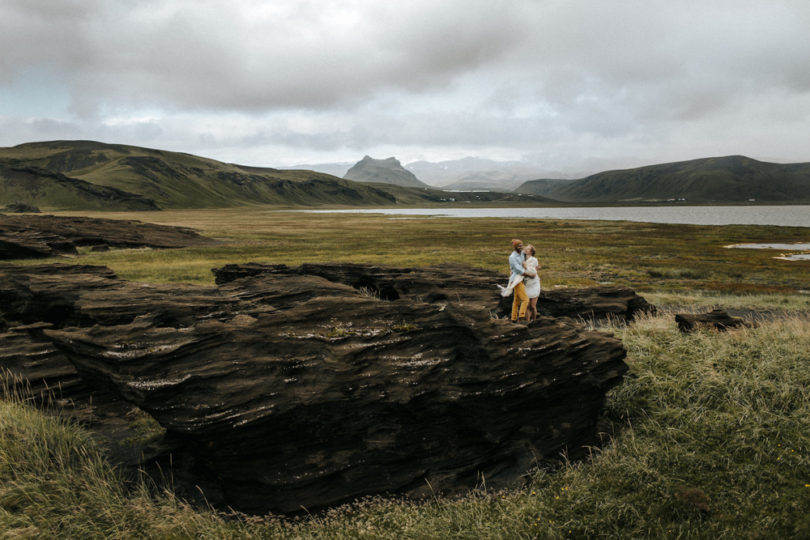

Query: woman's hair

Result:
[525,244,536,256]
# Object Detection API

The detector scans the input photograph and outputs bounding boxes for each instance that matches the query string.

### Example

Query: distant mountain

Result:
[515,156,810,203]
[344,156,429,188]
[406,157,561,190]
[283,156,570,191]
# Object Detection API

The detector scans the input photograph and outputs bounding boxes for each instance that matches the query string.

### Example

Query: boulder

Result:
[675,309,746,333]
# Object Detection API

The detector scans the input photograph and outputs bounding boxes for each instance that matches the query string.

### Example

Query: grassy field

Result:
[3,208,810,538]
[15,207,810,299]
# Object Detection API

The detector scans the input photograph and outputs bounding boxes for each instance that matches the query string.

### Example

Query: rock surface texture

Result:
[0,214,215,259]
[0,261,646,514]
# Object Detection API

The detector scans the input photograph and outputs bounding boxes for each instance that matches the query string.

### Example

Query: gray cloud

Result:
[1,0,809,172]
[2,0,527,114]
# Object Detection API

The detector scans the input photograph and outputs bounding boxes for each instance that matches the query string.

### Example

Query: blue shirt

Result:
[509,250,525,280]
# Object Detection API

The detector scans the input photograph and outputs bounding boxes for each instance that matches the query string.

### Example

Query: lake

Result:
[727,242,810,261]
[305,205,810,227]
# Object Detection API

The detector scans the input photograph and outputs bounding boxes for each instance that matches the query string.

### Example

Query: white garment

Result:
[497,273,524,297]
[523,256,541,298]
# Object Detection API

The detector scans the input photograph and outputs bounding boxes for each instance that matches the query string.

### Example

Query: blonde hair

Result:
[525,244,536,256]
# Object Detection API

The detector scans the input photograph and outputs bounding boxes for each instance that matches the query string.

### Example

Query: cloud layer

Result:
[2,0,809,172]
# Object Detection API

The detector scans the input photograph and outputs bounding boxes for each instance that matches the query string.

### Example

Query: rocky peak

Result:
[344,155,429,188]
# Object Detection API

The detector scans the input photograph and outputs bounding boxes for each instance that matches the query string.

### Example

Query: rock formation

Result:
[213,262,654,322]
[0,214,216,259]
[1,261,644,514]
[344,156,430,188]
[2,202,41,213]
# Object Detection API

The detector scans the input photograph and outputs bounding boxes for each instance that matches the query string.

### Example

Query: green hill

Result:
[0,141,553,210]
[0,163,159,211]
[512,178,573,197]
[515,156,810,203]
[0,141,406,210]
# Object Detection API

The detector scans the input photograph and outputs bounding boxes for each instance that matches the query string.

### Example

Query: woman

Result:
[522,244,541,321]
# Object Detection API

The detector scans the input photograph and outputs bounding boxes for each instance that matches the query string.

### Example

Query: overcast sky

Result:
[1,0,808,174]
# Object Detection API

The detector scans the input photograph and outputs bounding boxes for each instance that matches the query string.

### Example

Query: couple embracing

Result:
[498,238,540,322]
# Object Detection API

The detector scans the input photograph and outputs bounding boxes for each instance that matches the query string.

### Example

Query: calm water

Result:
[306,205,810,227]
[727,242,810,261]
[728,243,810,250]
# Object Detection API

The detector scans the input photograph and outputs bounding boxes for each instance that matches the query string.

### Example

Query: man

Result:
[509,238,529,322]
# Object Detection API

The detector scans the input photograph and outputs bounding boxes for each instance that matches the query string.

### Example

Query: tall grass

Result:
[2,312,809,538]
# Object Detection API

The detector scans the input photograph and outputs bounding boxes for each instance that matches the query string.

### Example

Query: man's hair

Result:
[511,238,522,249]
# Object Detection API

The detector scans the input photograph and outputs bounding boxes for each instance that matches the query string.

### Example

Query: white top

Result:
[523,256,541,299]
[524,257,538,277]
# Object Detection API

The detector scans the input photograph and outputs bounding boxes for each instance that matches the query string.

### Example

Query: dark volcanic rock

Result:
[36,262,630,514]
[0,263,121,327]
[213,262,654,322]
[0,321,88,401]
[2,203,41,213]
[675,309,746,333]
[524,286,656,322]
[1,261,636,514]
[0,229,78,259]
[0,214,216,260]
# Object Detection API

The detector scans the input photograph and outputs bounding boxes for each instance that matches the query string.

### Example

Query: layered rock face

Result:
[213,262,654,322]
[0,213,215,259]
[1,261,645,514]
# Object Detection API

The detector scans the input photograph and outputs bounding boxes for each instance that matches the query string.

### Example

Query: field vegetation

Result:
[16,208,810,298]
[3,208,809,538]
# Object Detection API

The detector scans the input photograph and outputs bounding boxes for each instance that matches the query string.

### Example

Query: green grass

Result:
[3,313,809,538]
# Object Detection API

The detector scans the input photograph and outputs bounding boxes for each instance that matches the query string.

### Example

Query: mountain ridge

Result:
[515,155,810,203]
